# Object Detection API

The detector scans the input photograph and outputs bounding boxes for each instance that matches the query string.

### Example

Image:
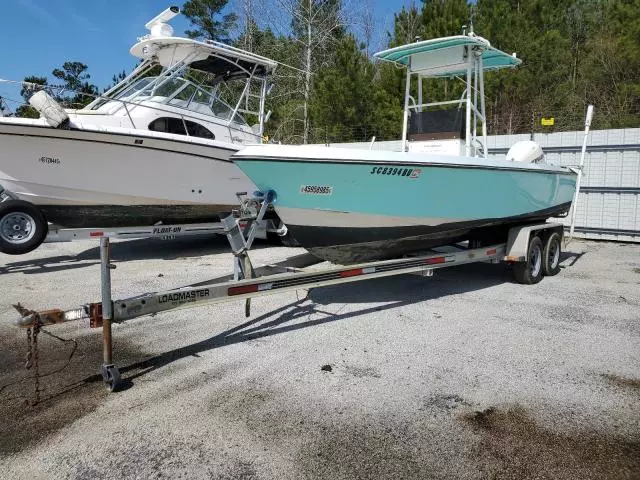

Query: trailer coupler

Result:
[12,302,102,328]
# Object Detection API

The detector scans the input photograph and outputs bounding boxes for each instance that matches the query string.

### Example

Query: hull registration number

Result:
[299,185,333,195]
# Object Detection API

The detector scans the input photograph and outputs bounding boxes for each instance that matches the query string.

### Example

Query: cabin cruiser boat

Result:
[0,6,277,253]
[232,32,578,264]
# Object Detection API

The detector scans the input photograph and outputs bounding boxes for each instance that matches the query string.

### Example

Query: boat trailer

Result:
[0,187,280,255]
[10,192,565,393]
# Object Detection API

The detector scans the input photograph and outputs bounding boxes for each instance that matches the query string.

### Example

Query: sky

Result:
[0,0,414,109]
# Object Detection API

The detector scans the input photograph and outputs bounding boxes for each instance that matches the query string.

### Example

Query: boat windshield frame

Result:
[85,47,272,135]
[109,74,242,124]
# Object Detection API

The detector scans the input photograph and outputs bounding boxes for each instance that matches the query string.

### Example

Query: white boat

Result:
[0,6,276,254]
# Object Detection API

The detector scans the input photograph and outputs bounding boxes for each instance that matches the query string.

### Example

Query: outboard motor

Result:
[29,90,69,128]
[506,140,545,163]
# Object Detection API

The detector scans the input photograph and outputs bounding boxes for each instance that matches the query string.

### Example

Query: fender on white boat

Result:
[506,140,544,163]
[29,90,70,128]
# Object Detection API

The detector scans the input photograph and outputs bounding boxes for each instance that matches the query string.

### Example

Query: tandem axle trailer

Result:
[11,192,565,393]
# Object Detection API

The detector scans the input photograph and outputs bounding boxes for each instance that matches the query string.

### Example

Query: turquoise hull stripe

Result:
[235,160,576,220]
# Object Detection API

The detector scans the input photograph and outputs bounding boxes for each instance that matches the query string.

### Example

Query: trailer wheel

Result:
[542,232,562,276]
[101,364,123,392]
[0,200,48,255]
[513,236,544,284]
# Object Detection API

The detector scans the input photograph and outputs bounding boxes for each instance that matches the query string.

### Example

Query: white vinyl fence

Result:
[488,129,640,243]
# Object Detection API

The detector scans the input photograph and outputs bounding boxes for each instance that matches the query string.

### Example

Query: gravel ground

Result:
[0,236,638,479]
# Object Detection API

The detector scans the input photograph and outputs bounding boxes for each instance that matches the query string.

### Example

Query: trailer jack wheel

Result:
[101,364,122,392]
[0,200,48,255]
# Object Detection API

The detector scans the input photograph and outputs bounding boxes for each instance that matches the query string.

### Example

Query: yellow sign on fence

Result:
[541,117,555,126]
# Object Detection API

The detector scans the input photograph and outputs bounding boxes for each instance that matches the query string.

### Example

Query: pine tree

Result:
[15,76,48,118]
[52,62,98,108]
[182,0,238,42]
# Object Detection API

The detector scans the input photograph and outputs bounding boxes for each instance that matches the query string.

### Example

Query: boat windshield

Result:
[108,75,245,124]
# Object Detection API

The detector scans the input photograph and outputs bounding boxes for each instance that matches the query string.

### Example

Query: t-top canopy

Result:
[130,37,278,78]
[374,35,521,77]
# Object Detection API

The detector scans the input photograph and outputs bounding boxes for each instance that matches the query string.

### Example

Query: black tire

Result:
[101,364,122,392]
[0,200,48,255]
[542,232,562,276]
[513,235,544,284]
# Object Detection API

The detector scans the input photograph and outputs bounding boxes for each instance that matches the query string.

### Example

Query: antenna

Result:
[145,6,180,30]
[468,6,475,36]
[145,6,180,38]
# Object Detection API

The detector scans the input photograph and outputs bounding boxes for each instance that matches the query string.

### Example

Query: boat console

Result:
[407,108,466,156]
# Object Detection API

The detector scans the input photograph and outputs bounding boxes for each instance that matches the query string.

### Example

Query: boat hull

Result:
[276,204,571,263]
[233,145,577,264]
[0,121,255,227]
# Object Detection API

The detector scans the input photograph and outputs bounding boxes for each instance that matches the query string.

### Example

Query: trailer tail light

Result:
[90,231,104,237]
[228,282,273,296]
[228,284,259,296]
[424,256,446,265]
[340,266,376,277]
[340,268,363,278]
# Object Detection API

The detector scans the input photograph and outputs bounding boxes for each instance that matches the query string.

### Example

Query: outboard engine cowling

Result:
[506,140,544,163]
[29,90,69,128]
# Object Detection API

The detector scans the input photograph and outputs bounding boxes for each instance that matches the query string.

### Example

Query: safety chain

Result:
[25,321,41,406]
[22,316,79,406]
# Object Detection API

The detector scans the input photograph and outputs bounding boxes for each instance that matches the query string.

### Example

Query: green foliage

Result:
[421,0,470,38]
[310,35,401,142]
[52,62,90,91]
[230,0,639,141]
[232,22,302,141]
[104,70,128,93]
[19,75,48,102]
[15,76,48,118]
[182,0,237,42]
[15,104,41,118]
[52,62,98,108]
[390,4,422,46]
[473,0,640,132]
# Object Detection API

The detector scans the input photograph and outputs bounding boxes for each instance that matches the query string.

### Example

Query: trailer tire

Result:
[101,364,123,392]
[513,235,543,284]
[542,232,562,276]
[0,200,48,255]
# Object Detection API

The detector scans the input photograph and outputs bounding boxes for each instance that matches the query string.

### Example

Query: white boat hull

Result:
[0,120,258,227]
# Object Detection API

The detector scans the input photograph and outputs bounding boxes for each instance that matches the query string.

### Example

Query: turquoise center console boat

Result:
[232,31,577,264]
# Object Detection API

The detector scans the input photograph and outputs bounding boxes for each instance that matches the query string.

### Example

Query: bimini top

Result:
[130,36,278,78]
[374,34,521,77]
